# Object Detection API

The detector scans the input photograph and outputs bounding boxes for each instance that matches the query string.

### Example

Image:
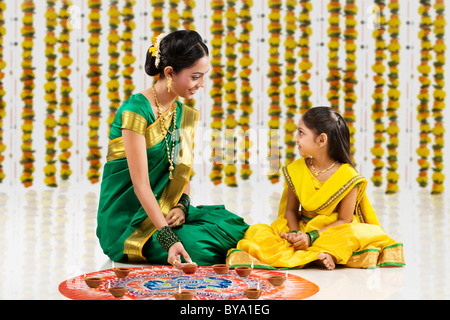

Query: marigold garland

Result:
[431,0,446,194]
[238,0,253,180]
[180,0,196,179]
[385,0,400,194]
[326,0,341,112]
[416,0,432,188]
[283,0,297,166]
[106,0,121,134]
[181,0,196,110]
[58,0,74,181]
[298,0,312,115]
[86,0,102,184]
[267,0,282,184]
[370,0,386,187]
[122,0,136,102]
[181,0,196,31]
[20,0,35,188]
[0,0,6,183]
[343,0,358,160]
[223,0,238,187]
[43,0,58,187]
[209,0,225,185]
[168,0,181,32]
[151,0,165,38]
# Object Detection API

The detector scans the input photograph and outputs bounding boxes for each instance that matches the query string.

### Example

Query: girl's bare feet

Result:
[318,253,336,270]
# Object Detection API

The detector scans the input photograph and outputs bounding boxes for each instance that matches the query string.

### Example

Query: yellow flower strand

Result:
[122,0,136,102]
[0,0,6,183]
[43,0,58,187]
[181,0,196,113]
[238,0,253,180]
[181,0,196,31]
[284,0,298,166]
[168,0,181,32]
[431,0,446,194]
[224,0,238,187]
[385,0,400,194]
[86,0,102,184]
[20,0,35,188]
[151,0,165,40]
[106,0,121,134]
[370,0,386,187]
[416,0,432,188]
[343,0,358,161]
[267,0,282,184]
[181,0,196,180]
[209,0,225,185]
[326,0,341,112]
[58,0,74,182]
[298,0,312,115]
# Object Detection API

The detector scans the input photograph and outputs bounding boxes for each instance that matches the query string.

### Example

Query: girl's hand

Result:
[168,242,192,269]
[292,232,310,250]
[166,207,185,227]
[280,231,310,250]
[280,231,300,243]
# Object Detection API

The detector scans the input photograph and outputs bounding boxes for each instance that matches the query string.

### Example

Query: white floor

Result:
[0,177,449,300]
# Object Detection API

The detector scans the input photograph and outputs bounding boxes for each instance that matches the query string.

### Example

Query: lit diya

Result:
[244,281,261,299]
[180,262,198,274]
[173,285,194,300]
[113,267,131,278]
[268,271,287,286]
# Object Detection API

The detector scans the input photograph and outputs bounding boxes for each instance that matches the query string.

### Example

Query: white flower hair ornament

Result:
[148,33,166,69]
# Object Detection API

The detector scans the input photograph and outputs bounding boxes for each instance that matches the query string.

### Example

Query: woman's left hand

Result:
[166,207,186,227]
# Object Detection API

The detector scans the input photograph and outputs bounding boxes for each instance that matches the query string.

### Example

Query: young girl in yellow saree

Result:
[226,107,405,270]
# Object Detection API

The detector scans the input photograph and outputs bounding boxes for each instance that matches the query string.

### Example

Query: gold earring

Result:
[167,78,172,93]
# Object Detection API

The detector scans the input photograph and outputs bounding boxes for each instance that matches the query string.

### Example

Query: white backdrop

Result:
[0,0,448,195]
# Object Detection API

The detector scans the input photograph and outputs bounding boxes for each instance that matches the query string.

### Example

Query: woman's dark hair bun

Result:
[145,30,209,77]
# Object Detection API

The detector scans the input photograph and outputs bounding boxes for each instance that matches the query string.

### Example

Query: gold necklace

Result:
[309,157,337,176]
[152,85,177,180]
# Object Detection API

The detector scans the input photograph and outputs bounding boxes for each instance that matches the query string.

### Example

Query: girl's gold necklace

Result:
[152,85,176,180]
[309,157,337,176]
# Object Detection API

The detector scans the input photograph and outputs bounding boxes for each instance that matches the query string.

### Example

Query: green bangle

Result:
[156,226,181,251]
[306,230,319,246]
[177,193,190,215]
[173,204,187,215]
[289,230,298,233]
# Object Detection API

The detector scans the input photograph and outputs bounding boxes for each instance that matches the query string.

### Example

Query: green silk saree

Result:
[96,94,248,264]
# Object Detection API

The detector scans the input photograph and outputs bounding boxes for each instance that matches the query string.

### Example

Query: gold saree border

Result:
[283,162,365,216]
[122,110,147,135]
[106,103,177,162]
[345,243,405,268]
[123,106,199,262]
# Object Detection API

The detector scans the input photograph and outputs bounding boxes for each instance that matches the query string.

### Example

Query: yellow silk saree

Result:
[226,157,405,269]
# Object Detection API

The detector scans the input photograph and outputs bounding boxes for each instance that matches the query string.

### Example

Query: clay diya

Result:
[212,264,229,274]
[244,288,261,299]
[235,266,252,277]
[267,275,286,287]
[84,277,102,289]
[173,291,195,300]
[108,286,127,298]
[180,262,198,274]
[113,267,131,278]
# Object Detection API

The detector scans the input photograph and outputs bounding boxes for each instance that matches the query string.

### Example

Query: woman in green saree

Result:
[96,30,248,267]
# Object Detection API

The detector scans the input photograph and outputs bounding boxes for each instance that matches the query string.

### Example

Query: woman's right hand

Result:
[168,242,192,269]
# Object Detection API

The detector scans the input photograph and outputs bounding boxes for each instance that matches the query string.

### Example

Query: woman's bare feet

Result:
[318,253,336,270]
